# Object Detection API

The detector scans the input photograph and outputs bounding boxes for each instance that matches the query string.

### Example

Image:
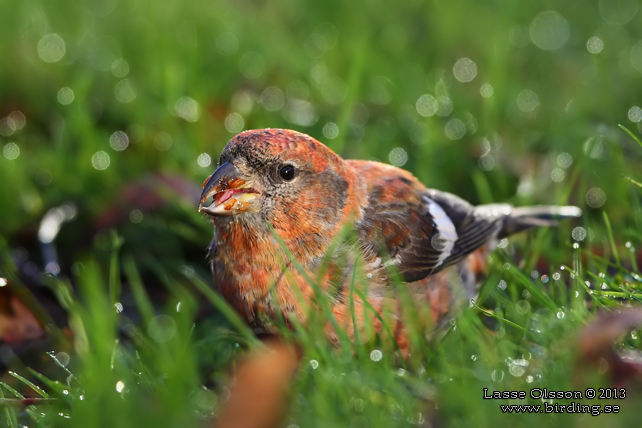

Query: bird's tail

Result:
[499,205,582,238]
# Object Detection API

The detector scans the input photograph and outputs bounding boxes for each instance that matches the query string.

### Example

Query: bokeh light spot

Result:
[153,132,172,151]
[628,106,642,122]
[260,86,285,111]
[57,87,75,105]
[148,315,177,343]
[516,90,539,112]
[557,152,573,168]
[416,94,437,117]
[629,40,642,73]
[529,11,570,51]
[175,96,200,122]
[453,58,477,82]
[586,187,606,208]
[586,36,604,54]
[239,52,265,79]
[110,131,129,151]
[115,79,137,103]
[111,59,130,78]
[388,147,408,166]
[38,34,66,63]
[3,143,20,160]
[480,83,494,98]
[445,118,466,140]
[599,0,638,25]
[197,153,212,168]
[572,226,587,241]
[322,122,339,139]
[225,113,244,133]
[216,32,239,56]
[92,151,110,170]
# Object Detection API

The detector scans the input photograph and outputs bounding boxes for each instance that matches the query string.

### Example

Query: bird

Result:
[199,128,581,352]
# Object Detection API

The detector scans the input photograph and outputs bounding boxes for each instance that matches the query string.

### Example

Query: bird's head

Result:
[199,129,357,235]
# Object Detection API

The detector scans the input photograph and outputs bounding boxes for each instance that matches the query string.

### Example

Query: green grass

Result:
[1,0,642,426]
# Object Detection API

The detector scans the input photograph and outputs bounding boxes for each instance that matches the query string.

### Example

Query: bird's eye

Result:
[278,164,296,181]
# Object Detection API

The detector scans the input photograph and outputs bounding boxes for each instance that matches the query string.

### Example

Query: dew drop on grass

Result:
[556,309,565,319]
[632,331,639,340]
[110,131,129,151]
[445,118,466,140]
[503,263,511,270]
[470,354,477,361]
[553,272,561,281]
[497,280,507,290]
[530,270,539,279]
[116,380,125,393]
[526,375,534,383]
[573,243,579,249]
[541,275,549,283]
[309,359,319,369]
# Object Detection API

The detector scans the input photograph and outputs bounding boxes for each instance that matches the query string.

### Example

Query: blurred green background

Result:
[1,0,642,426]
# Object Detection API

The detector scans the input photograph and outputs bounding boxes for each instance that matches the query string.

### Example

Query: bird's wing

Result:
[349,160,509,283]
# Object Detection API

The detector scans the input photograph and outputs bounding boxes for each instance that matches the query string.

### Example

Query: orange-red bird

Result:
[199,129,580,351]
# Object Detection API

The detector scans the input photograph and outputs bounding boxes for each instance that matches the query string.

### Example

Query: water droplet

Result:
[529,11,570,51]
[197,153,211,168]
[530,270,539,279]
[92,151,110,170]
[586,36,604,54]
[553,272,561,281]
[497,280,507,290]
[470,354,478,361]
[322,122,339,139]
[541,275,549,283]
[491,369,504,382]
[309,359,319,369]
[480,83,494,98]
[586,187,606,208]
[370,349,383,362]
[575,291,580,298]
[573,243,579,249]
[556,309,565,319]
[116,380,125,393]
[526,375,534,383]
[632,331,639,340]
[503,263,511,270]
[114,302,124,313]
[57,87,74,105]
[225,113,244,133]
[497,238,508,248]
[38,34,66,63]
[516,300,531,314]
[389,147,408,166]
[453,58,477,82]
